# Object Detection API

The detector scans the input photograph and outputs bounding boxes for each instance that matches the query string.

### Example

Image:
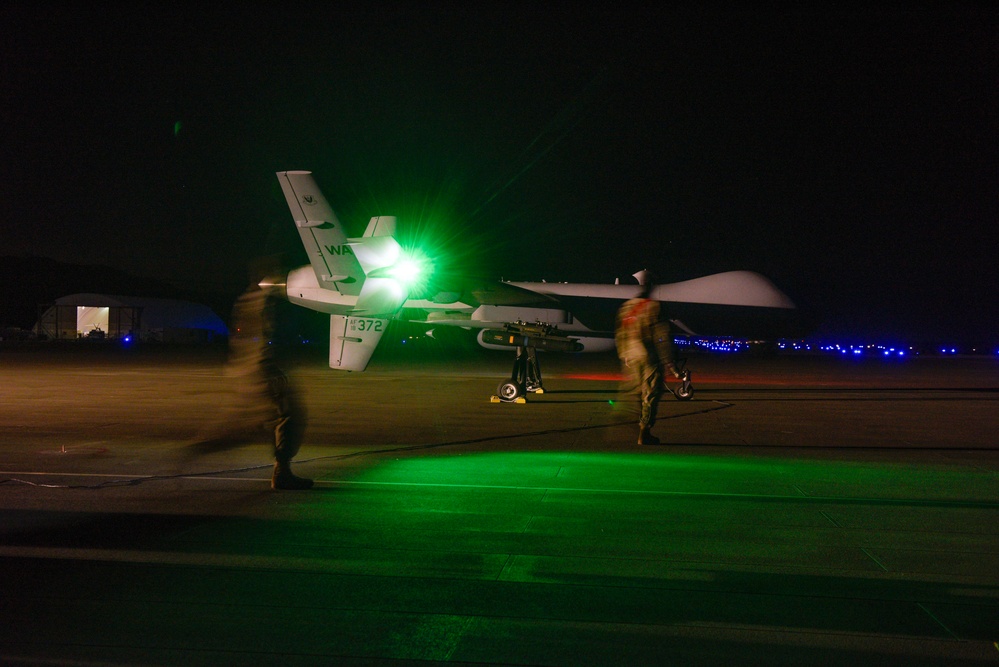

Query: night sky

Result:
[2,4,996,344]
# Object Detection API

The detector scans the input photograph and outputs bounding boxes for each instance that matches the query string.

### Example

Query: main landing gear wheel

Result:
[493,344,540,403]
[497,381,523,403]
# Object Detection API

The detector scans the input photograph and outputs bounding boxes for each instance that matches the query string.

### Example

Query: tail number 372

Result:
[349,318,383,332]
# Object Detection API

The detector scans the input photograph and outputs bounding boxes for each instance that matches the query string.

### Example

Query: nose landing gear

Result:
[666,361,694,401]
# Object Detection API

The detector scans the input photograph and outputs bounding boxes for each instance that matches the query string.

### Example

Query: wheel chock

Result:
[490,395,527,404]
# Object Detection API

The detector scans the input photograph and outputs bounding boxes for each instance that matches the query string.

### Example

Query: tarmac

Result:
[1,343,997,665]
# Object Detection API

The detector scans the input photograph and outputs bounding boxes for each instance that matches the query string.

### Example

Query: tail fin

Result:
[278,171,410,371]
[329,315,389,371]
[277,171,363,296]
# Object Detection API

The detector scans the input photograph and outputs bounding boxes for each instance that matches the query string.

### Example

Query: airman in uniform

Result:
[189,262,313,490]
[615,283,682,445]
[227,281,313,490]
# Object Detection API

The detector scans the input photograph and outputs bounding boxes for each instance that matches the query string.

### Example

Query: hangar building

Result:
[35,293,228,343]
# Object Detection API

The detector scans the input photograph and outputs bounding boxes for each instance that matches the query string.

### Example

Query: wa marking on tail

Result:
[325,245,355,256]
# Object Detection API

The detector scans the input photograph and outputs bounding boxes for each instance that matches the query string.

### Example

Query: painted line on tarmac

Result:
[0,544,351,570]
[6,469,999,509]
[325,479,999,509]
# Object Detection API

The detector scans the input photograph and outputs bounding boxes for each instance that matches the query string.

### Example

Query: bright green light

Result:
[390,258,422,284]
[380,248,435,295]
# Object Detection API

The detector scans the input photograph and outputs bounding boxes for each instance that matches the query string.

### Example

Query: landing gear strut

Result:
[665,360,694,401]
[496,346,543,403]
[484,322,583,403]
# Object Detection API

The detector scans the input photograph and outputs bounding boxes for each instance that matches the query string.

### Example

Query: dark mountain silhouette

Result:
[0,256,236,330]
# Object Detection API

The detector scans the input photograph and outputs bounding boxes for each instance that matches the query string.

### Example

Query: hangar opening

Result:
[70,305,139,340]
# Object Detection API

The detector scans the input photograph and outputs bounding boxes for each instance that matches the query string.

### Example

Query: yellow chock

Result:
[490,396,528,404]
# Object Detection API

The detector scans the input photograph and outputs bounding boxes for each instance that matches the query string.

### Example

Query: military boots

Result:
[637,426,661,446]
[271,461,314,490]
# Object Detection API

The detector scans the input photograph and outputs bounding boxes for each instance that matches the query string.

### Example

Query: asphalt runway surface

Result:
[1,344,998,665]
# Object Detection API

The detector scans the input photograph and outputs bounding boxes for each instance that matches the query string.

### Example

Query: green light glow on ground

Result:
[346,451,999,504]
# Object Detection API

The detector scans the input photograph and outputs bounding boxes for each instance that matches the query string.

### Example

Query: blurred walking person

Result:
[190,259,313,490]
[615,277,683,445]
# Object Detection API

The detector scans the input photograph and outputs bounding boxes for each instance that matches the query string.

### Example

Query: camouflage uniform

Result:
[615,297,680,444]
[226,285,311,489]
